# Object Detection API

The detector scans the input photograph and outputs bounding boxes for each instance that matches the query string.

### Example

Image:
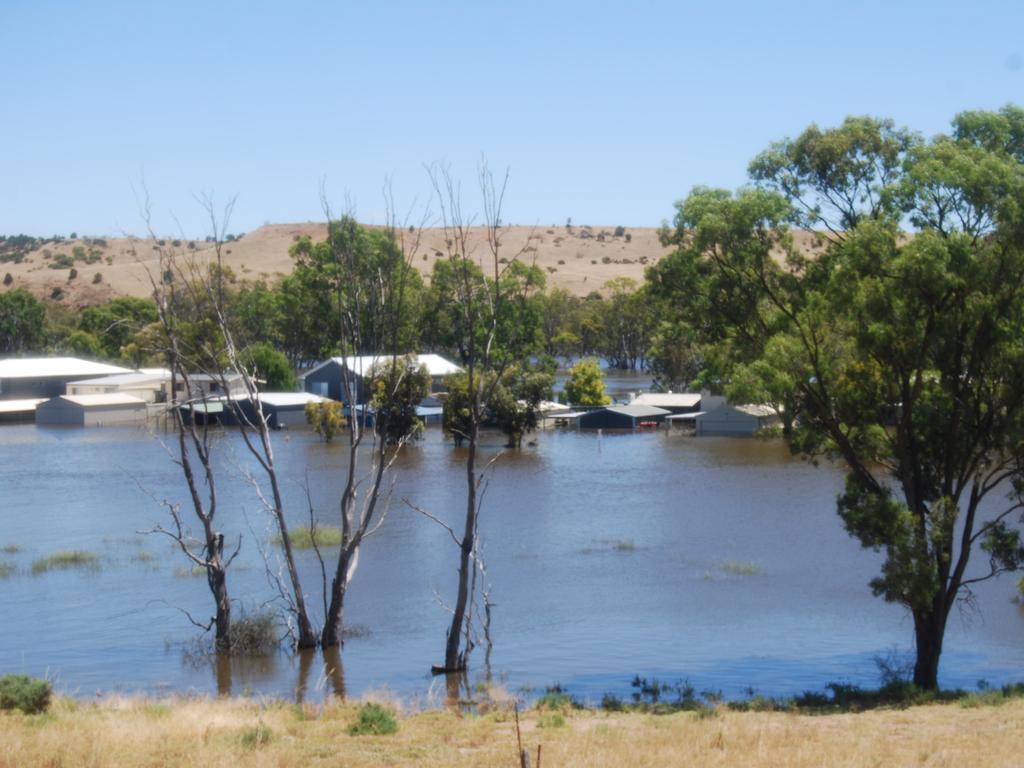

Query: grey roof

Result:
[602,405,672,418]
[631,393,701,408]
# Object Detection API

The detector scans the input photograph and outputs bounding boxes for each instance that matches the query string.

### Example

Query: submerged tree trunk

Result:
[445,424,478,671]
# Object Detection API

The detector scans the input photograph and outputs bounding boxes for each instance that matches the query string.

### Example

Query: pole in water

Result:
[597,428,602,453]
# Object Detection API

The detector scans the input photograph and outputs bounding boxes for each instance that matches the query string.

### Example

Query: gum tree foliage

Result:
[0,288,46,353]
[78,296,158,361]
[442,363,554,449]
[657,106,1024,690]
[563,358,611,406]
[370,356,431,444]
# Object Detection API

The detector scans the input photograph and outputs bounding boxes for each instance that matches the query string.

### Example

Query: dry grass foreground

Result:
[2,695,1023,768]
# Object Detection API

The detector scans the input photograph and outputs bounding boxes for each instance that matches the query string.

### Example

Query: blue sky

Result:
[1,0,1021,237]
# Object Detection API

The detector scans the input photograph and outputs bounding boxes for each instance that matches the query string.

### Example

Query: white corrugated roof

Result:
[72,372,170,387]
[631,392,702,408]
[0,398,47,413]
[603,405,672,418]
[53,394,148,407]
[254,392,325,407]
[311,353,462,378]
[0,357,132,379]
[735,404,777,418]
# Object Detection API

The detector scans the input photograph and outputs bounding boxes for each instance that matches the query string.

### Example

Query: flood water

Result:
[1,422,1022,704]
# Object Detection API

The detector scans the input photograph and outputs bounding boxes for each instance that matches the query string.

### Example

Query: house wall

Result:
[303,361,367,403]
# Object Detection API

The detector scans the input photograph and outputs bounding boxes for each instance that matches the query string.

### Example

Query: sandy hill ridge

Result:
[0,223,683,307]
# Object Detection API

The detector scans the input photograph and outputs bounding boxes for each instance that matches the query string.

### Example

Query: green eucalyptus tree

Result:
[657,108,1024,690]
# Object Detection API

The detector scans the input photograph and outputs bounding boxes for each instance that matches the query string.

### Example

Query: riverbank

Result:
[2,693,1022,767]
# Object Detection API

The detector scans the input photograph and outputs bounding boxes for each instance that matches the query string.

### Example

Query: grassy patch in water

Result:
[0,562,14,579]
[581,537,637,554]
[274,526,342,549]
[1,544,21,554]
[718,560,762,576]
[174,565,206,578]
[31,550,99,575]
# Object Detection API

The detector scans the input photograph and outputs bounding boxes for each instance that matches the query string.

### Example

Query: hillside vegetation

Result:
[0,224,681,305]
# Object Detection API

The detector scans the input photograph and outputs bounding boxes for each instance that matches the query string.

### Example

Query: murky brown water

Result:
[0,423,1021,702]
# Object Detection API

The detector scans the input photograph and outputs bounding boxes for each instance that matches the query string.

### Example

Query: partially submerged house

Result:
[35,394,149,426]
[695,403,781,436]
[68,370,172,403]
[227,392,327,429]
[0,357,132,400]
[578,404,671,430]
[303,354,462,403]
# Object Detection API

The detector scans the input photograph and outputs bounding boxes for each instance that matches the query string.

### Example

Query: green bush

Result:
[348,703,398,736]
[0,675,52,714]
[239,722,272,748]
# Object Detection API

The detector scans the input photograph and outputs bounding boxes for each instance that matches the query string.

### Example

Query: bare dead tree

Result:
[135,192,236,651]
[190,193,319,650]
[426,161,537,673]
[318,188,429,648]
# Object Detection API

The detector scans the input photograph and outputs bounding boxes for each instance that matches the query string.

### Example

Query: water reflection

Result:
[294,647,346,702]
[205,653,279,697]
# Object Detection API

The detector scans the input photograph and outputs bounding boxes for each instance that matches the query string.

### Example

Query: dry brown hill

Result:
[0,224,679,308]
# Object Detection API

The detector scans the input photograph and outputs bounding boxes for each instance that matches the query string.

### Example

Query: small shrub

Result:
[537,684,578,711]
[624,233,632,243]
[348,703,398,736]
[557,259,565,265]
[591,260,597,265]
[171,239,182,248]
[2,273,11,286]
[614,225,626,237]
[32,550,99,574]
[0,675,52,714]
[239,722,273,749]
[67,268,77,281]
[92,272,103,284]
[600,693,624,711]
[305,400,345,442]
[601,256,611,264]
[230,611,279,656]
[538,712,565,728]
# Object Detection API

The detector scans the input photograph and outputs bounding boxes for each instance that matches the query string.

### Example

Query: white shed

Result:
[696,404,780,436]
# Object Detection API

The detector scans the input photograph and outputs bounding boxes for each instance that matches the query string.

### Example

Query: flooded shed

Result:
[696,404,780,436]
[35,394,149,426]
[578,404,671,430]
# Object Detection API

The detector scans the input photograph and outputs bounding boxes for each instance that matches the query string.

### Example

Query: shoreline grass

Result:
[1,693,1022,767]
[30,550,99,575]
